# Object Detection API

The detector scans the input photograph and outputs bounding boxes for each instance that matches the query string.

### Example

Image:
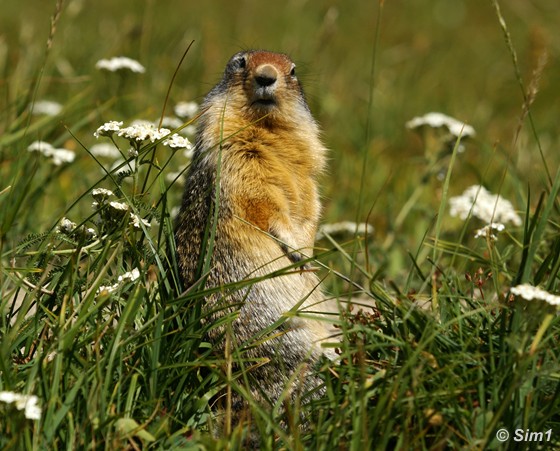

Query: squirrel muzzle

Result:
[252,63,279,108]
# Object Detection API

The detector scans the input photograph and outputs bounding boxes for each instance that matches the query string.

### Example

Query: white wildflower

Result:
[27,141,54,153]
[90,143,121,159]
[30,100,63,116]
[97,283,118,295]
[163,133,192,150]
[474,222,505,241]
[109,201,128,212]
[50,149,76,165]
[97,268,140,296]
[117,123,171,143]
[174,101,199,119]
[0,391,42,420]
[95,56,145,73]
[92,188,114,201]
[449,185,522,226]
[27,141,75,166]
[94,121,123,138]
[316,221,374,240]
[406,112,476,138]
[118,268,140,283]
[130,119,154,127]
[128,147,139,158]
[159,116,184,130]
[58,217,76,234]
[130,213,151,229]
[181,124,197,137]
[510,284,560,307]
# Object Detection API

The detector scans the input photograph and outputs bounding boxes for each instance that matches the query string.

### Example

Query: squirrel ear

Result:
[231,53,247,70]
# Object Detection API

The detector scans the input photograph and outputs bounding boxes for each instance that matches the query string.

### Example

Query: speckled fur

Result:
[174,51,337,413]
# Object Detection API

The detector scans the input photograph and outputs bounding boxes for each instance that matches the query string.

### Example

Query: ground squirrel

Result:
[174,50,337,419]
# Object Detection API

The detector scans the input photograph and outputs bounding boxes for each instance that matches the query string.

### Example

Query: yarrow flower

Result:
[56,217,97,241]
[174,101,199,119]
[162,133,193,150]
[474,222,505,241]
[58,217,77,234]
[130,213,151,229]
[316,221,374,240]
[510,284,560,307]
[94,121,123,138]
[95,56,145,73]
[97,268,140,295]
[27,141,75,166]
[406,112,475,156]
[159,116,183,130]
[118,123,170,143]
[109,201,129,212]
[0,391,42,420]
[91,191,151,231]
[406,112,476,139]
[92,188,114,201]
[90,143,122,159]
[29,100,63,116]
[449,185,522,226]
[94,120,192,151]
[118,268,140,283]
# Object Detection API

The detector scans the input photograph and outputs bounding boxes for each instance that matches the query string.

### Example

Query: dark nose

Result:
[254,64,278,87]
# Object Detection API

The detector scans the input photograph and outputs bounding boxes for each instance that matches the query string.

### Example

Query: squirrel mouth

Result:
[252,98,276,108]
[251,86,277,108]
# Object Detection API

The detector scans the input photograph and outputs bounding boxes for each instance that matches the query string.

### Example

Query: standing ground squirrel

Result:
[174,50,337,417]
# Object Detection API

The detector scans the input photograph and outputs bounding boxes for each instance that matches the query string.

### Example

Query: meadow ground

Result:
[1,0,560,449]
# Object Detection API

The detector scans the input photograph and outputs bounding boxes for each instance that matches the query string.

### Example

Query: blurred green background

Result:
[1,0,558,241]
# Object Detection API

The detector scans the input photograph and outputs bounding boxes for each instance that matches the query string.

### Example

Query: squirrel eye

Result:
[290,65,296,77]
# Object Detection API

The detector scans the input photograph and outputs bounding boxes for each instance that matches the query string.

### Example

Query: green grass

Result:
[1,0,560,449]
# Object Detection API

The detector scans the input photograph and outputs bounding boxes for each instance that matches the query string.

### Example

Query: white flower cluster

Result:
[92,191,151,230]
[92,188,115,201]
[130,213,151,229]
[510,284,560,306]
[108,201,128,213]
[89,143,122,159]
[94,121,123,138]
[159,116,183,130]
[27,141,76,166]
[95,56,145,73]
[316,221,374,240]
[406,112,476,139]
[158,116,196,138]
[119,122,171,143]
[449,185,522,226]
[162,133,192,151]
[94,120,192,150]
[0,391,42,420]
[97,268,140,295]
[474,222,505,241]
[174,101,199,119]
[58,217,77,234]
[29,100,63,116]
[57,217,96,240]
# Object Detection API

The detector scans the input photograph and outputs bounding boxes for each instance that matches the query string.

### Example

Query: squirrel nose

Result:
[254,64,278,87]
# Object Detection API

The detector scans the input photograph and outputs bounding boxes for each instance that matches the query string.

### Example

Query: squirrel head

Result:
[205,50,314,129]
